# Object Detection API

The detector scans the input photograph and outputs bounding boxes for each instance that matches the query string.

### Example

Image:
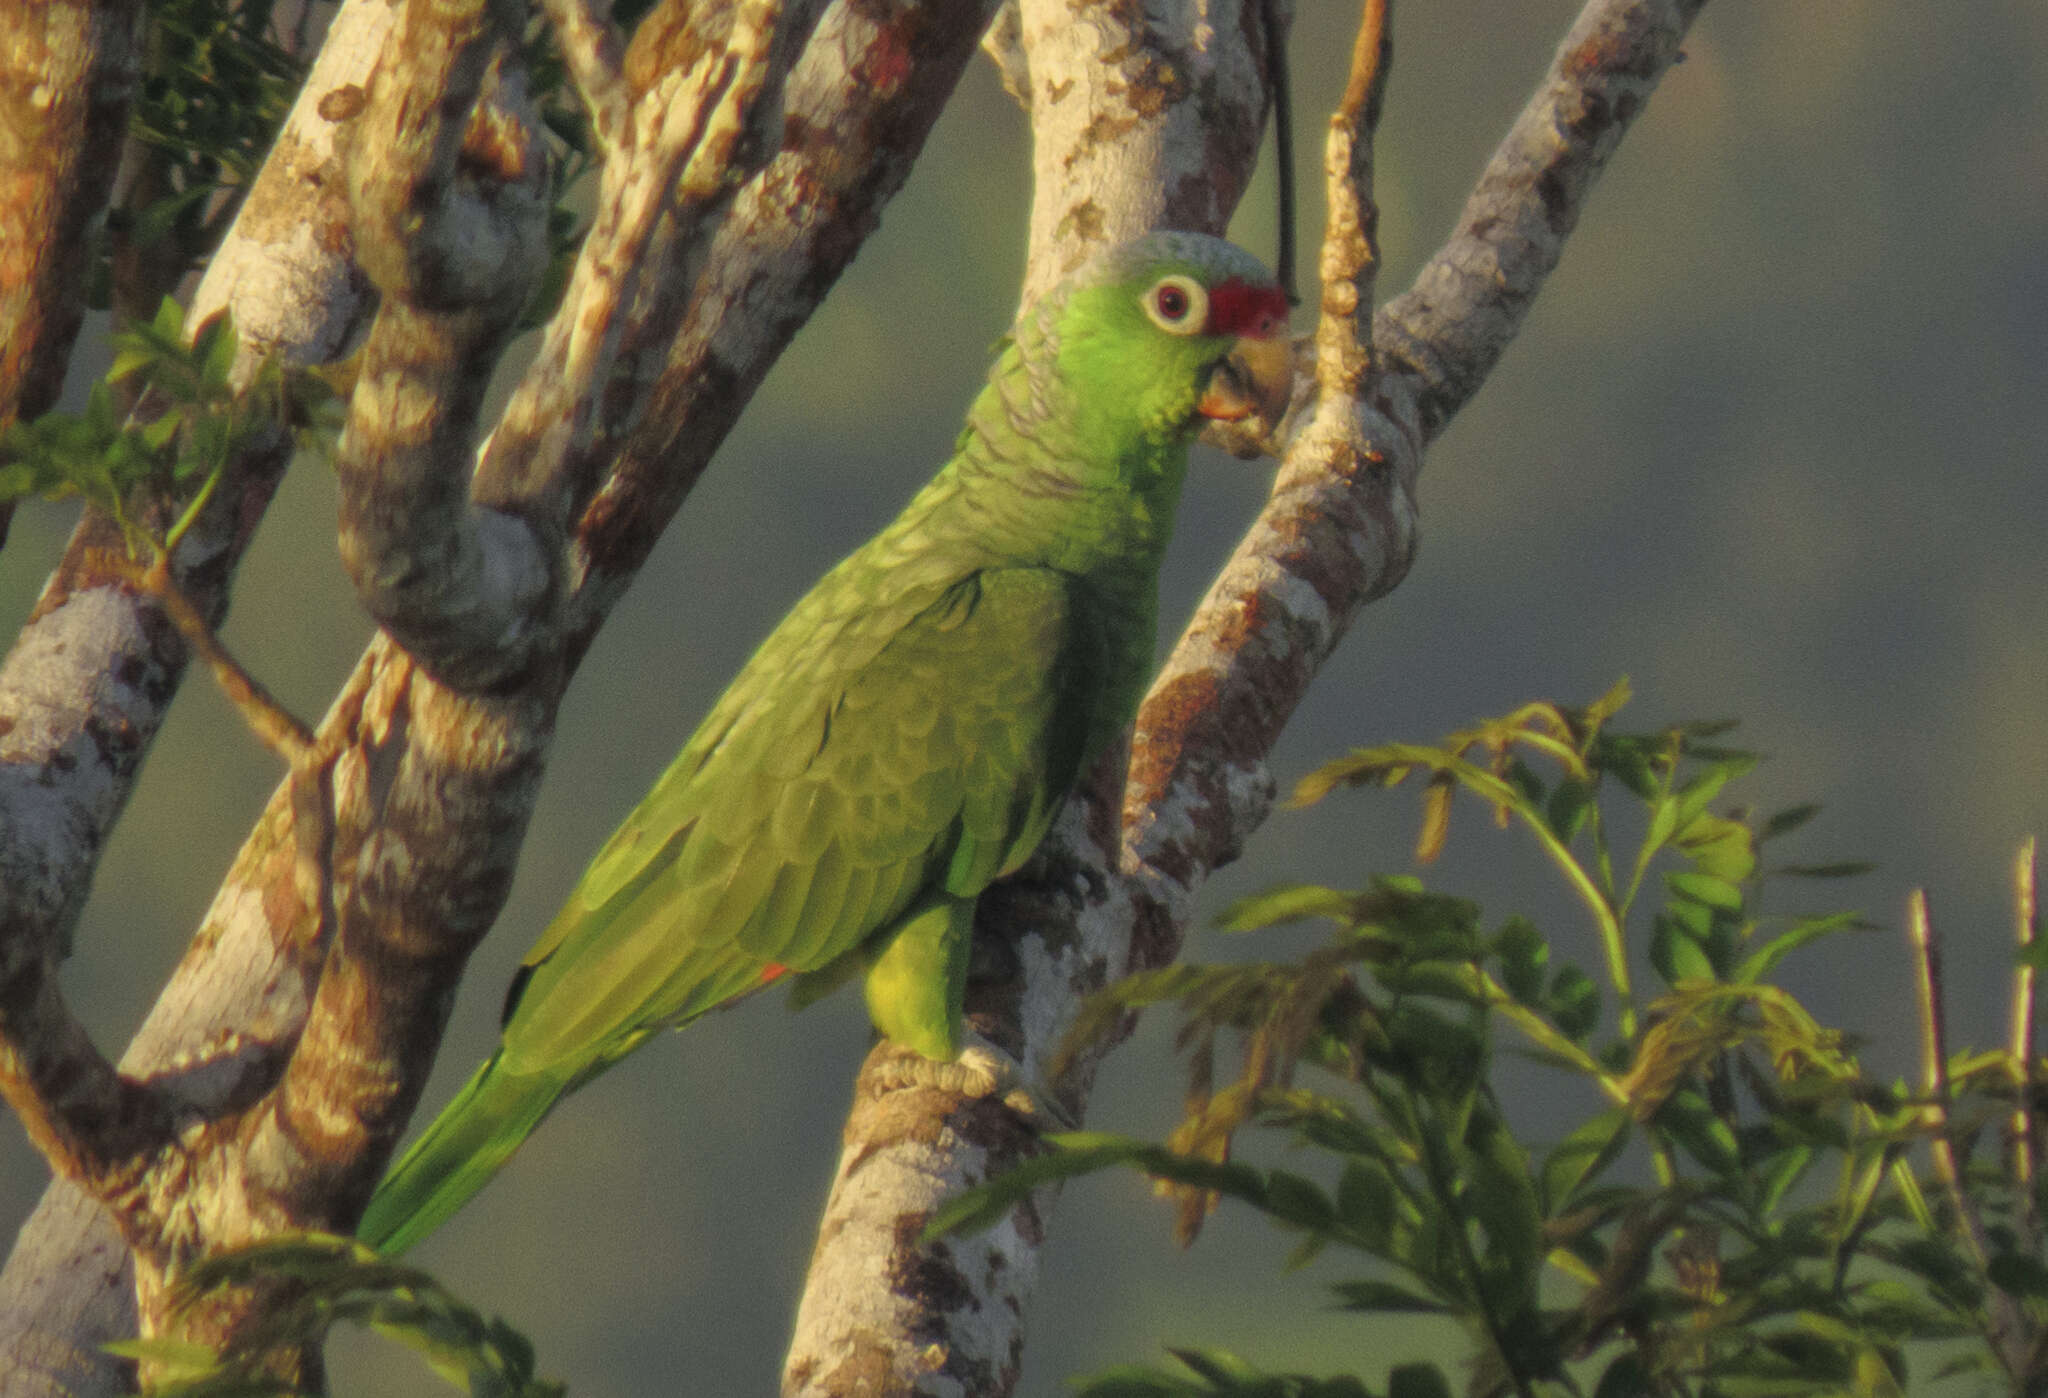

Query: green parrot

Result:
[357,232,1293,1255]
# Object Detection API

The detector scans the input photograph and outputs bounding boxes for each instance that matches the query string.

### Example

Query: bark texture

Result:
[0,0,147,547]
[0,4,394,1390]
[781,2,1707,1394]
[0,1,1001,1391]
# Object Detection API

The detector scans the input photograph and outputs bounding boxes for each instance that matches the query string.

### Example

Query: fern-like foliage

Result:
[940,686,2048,1398]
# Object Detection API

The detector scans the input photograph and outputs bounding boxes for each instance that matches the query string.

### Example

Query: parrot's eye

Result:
[1142,275,1208,335]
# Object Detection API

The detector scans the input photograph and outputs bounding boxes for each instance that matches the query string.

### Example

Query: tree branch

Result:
[1317,0,1390,399]
[785,2,1705,1392]
[475,0,821,545]
[331,0,555,691]
[565,0,1004,628]
[259,0,994,1236]
[0,946,173,1240]
[3,3,1004,1389]
[0,0,147,549]
[0,3,399,1388]
[1374,0,1707,445]
[538,0,628,154]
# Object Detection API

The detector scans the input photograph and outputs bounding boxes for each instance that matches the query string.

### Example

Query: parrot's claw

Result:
[869,1033,1077,1129]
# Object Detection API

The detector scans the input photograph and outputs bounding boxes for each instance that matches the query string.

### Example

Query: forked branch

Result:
[787,3,1708,1393]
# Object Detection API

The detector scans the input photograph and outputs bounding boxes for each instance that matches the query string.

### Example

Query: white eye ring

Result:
[1141,274,1208,335]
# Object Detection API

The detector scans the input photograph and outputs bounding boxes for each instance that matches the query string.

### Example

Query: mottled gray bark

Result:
[0,5,394,1389]
[1,0,996,1390]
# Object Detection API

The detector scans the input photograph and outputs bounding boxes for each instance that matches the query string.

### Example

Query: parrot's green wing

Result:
[501,563,1098,1074]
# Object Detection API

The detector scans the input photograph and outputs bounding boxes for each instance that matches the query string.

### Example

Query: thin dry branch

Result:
[538,0,628,152]
[1375,0,1706,444]
[1909,888,2031,1377]
[119,557,315,766]
[1908,890,1960,1189]
[2011,838,2038,1213]
[0,958,173,1247]
[1316,0,1390,399]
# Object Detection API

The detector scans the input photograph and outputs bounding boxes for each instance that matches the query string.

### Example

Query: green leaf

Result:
[1986,1251,2048,1299]
[1335,1158,1398,1250]
[1547,966,1600,1042]
[1760,802,1822,842]
[143,406,185,451]
[1328,1278,1452,1314]
[1756,1143,1813,1217]
[1262,1170,1336,1231]
[1374,959,1480,1004]
[1650,913,1717,987]
[1677,814,1757,884]
[1463,1109,1540,1260]
[1733,912,1869,985]
[198,309,239,394]
[1540,1108,1630,1213]
[1546,778,1594,844]
[1600,743,1659,800]
[1592,1351,1650,1398]
[1878,1236,1982,1309]
[1503,757,1545,811]
[101,1337,223,1377]
[84,379,119,438]
[1492,917,1548,1005]
[1216,884,1360,933]
[182,409,233,479]
[108,341,161,386]
[1666,871,1743,912]
[1655,1087,1741,1178]
[152,293,186,342]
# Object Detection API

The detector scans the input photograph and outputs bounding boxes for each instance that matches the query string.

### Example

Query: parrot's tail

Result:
[357,1054,564,1255]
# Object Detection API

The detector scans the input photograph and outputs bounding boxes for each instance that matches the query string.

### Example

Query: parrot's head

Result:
[1038,231,1294,468]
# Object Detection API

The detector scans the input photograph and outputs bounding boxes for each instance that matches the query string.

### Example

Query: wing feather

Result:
[501,565,1104,1073]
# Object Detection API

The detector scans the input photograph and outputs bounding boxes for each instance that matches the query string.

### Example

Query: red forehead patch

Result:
[1204,278,1290,339]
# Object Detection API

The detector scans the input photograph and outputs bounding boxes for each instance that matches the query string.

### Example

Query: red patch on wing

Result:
[759,962,791,985]
[1204,278,1290,339]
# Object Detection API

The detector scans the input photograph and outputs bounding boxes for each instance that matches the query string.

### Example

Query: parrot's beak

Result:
[1196,332,1296,425]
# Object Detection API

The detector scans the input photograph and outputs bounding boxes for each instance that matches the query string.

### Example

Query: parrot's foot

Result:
[868,1033,1076,1128]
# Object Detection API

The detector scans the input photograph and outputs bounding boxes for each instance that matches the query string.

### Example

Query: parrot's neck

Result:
[932,372,1193,590]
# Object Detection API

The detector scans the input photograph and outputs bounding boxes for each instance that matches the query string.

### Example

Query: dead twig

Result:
[1316,0,1390,399]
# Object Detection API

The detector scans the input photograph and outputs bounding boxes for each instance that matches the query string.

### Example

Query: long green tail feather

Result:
[358,1055,565,1256]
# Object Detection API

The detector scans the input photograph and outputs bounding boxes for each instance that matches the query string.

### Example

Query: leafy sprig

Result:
[109,1234,562,1398]
[935,687,2048,1397]
[0,298,333,562]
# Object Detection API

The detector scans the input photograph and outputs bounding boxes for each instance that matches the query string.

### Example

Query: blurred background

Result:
[5,2,2047,1391]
